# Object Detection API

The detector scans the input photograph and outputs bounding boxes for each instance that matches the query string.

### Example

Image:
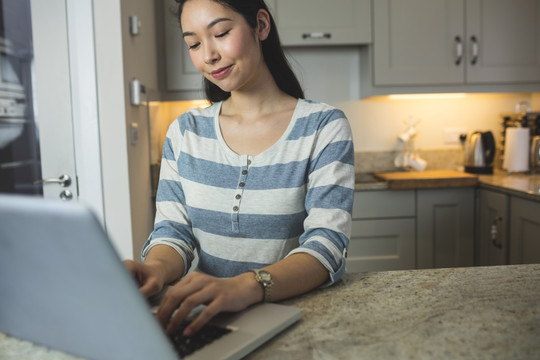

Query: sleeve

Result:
[140,118,197,276]
[286,109,355,286]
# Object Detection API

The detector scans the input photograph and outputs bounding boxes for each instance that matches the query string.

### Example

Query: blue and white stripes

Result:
[142,99,355,285]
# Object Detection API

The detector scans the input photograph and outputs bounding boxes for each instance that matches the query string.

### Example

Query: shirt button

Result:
[233,206,239,212]
[242,170,248,175]
[247,160,252,165]
[239,182,245,187]
[235,194,241,200]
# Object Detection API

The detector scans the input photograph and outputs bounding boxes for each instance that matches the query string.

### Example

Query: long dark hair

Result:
[175,0,304,102]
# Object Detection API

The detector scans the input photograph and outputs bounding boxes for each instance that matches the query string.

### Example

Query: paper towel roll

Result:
[503,128,530,172]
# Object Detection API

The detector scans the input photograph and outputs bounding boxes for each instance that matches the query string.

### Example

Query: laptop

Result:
[0,194,301,360]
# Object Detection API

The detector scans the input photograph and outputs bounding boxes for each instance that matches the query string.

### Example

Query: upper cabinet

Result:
[272,0,371,46]
[372,0,540,87]
[162,0,203,95]
[161,0,371,96]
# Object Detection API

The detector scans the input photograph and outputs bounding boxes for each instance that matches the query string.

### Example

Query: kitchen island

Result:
[1,264,539,359]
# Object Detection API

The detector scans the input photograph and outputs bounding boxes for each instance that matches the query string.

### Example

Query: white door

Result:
[0,0,104,219]
[30,0,78,201]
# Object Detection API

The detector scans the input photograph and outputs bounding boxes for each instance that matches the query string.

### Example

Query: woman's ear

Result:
[256,9,271,41]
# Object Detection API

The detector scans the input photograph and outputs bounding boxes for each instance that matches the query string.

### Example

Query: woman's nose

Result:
[204,44,220,65]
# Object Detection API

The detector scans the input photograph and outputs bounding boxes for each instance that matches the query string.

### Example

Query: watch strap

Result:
[250,269,273,302]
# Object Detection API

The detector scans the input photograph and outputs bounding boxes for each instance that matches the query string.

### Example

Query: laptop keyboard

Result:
[168,320,232,357]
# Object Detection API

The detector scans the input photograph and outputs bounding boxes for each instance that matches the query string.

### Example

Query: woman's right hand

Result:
[124,259,166,298]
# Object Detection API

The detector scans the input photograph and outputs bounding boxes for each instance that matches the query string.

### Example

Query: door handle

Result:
[454,36,463,66]
[34,174,72,188]
[470,36,479,65]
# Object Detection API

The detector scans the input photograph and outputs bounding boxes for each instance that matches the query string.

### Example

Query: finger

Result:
[139,277,162,298]
[166,289,216,335]
[183,301,222,336]
[156,276,197,328]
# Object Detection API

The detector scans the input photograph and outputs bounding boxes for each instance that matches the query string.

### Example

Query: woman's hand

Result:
[156,271,262,336]
[124,259,166,298]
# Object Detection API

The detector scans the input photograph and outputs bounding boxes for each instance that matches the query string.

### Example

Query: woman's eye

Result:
[188,42,200,50]
[216,30,230,38]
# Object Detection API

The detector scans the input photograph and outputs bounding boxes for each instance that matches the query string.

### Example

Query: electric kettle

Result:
[532,136,540,173]
[464,131,496,174]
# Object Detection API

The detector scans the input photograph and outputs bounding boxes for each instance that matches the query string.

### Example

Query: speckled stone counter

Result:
[249,265,540,360]
[479,173,540,201]
[1,265,539,360]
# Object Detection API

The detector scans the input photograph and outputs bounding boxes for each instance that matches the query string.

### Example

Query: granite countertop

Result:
[478,172,540,201]
[249,264,540,360]
[2,265,539,360]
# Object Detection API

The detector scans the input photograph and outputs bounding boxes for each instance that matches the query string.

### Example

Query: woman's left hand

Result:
[155,271,262,336]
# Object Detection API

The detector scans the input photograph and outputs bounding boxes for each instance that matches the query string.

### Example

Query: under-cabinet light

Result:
[388,93,467,100]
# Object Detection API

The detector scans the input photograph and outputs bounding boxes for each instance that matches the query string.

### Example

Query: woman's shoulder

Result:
[169,102,221,134]
[177,101,220,121]
[297,99,346,118]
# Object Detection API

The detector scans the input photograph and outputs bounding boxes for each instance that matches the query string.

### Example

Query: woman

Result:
[125,0,354,337]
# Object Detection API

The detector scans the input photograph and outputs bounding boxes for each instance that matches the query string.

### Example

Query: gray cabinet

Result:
[372,0,540,86]
[273,0,371,46]
[161,0,371,94]
[162,0,202,93]
[477,189,509,266]
[509,197,540,264]
[347,190,416,273]
[416,188,475,269]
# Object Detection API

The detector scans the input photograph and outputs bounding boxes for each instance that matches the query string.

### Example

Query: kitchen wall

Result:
[334,93,532,152]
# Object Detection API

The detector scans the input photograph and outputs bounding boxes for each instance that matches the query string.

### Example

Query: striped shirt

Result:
[141,99,355,285]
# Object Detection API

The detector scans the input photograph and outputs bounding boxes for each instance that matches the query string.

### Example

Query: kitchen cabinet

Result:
[162,0,202,93]
[372,0,540,86]
[347,190,416,273]
[416,188,475,269]
[477,189,509,266]
[509,196,540,264]
[273,0,371,46]
[161,0,370,94]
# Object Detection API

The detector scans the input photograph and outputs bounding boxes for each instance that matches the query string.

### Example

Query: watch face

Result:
[259,271,271,282]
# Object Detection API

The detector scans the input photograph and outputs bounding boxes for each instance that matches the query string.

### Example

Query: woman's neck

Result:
[222,67,295,121]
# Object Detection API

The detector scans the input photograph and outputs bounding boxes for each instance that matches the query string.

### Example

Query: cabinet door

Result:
[274,0,371,46]
[373,0,464,85]
[353,190,415,219]
[509,197,540,264]
[477,189,509,266]
[466,0,540,84]
[417,188,475,268]
[163,0,202,92]
[347,218,415,273]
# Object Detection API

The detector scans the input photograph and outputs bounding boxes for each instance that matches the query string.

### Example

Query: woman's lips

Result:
[211,65,232,80]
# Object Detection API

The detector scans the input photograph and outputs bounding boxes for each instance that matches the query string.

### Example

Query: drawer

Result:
[353,190,415,219]
[346,218,416,272]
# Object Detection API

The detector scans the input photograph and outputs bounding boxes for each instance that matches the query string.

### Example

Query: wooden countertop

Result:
[374,170,478,190]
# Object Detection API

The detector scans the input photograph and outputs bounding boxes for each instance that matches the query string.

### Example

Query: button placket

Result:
[231,156,251,231]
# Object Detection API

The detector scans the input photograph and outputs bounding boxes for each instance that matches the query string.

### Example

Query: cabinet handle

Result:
[490,216,503,249]
[302,32,332,40]
[454,36,463,66]
[470,35,479,65]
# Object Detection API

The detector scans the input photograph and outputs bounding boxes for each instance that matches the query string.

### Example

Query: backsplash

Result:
[354,149,463,174]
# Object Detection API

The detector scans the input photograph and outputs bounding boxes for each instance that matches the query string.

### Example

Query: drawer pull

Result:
[302,32,332,40]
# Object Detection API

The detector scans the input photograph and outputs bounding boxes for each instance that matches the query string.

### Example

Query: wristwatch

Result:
[250,269,273,302]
